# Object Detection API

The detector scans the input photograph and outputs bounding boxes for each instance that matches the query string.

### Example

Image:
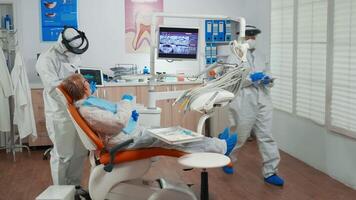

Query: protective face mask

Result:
[246,39,256,50]
[82,96,117,114]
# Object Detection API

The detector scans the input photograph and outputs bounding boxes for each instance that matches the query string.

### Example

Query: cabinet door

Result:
[99,86,136,102]
[136,85,149,106]
[155,85,173,127]
[171,84,203,132]
[30,89,52,146]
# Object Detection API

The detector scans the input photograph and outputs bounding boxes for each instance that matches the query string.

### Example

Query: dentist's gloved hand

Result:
[250,72,265,82]
[90,81,97,94]
[131,110,139,121]
[121,94,133,101]
[261,75,272,85]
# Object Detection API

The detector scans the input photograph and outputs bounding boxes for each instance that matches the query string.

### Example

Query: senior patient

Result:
[61,74,238,159]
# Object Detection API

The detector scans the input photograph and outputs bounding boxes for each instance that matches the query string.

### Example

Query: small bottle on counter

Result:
[177,73,185,82]
[143,66,150,74]
[4,15,12,30]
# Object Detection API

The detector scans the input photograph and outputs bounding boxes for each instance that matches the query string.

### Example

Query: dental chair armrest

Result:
[104,139,134,172]
[109,139,134,155]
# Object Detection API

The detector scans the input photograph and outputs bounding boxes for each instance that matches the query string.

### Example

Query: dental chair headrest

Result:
[190,90,234,112]
[58,84,73,104]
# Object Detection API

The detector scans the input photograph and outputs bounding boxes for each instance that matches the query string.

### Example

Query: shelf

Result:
[206,41,231,44]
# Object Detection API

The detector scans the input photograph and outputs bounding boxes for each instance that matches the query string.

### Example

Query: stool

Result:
[36,185,75,200]
[178,152,230,200]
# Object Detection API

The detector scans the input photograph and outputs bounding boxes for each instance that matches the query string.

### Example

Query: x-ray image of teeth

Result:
[160,35,190,46]
[160,44,174,53]
[159,31,198,56]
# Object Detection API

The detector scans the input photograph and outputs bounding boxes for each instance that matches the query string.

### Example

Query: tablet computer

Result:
[77,68,104,86]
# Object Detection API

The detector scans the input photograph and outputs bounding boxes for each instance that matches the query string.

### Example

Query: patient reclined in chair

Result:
[61,74,237,155]
[58,74,237,200]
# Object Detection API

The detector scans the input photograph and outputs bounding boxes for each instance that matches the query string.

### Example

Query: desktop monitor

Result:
[158,26,199,60]
[77,68,104,86]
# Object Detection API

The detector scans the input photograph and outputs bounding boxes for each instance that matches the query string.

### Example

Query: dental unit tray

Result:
[147,126,204,144]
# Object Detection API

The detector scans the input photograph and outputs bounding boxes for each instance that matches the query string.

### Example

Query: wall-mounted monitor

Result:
[158,26,199,60]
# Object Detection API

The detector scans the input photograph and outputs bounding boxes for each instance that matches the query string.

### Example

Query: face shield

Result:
[61,27,89,55]
[245,25,261,37]
[244,25,261,51]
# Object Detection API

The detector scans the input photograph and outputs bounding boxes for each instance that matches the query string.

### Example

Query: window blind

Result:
[330,0,356,133]
[296,0,328,124]
[270,0,294,113]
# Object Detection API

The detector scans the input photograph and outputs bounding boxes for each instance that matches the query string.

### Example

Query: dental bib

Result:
[83,96,117,114]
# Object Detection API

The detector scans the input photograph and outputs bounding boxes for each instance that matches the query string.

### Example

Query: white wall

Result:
[273,110,356,189]
[14,0,270,83]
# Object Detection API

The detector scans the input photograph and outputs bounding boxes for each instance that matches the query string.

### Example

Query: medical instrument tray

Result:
[147,126,204,144]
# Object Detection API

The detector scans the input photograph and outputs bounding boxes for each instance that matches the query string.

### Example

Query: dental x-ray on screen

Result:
[158,27,199,60]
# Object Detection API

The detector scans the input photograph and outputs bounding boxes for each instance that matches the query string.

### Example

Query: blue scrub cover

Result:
[265,174,284,186]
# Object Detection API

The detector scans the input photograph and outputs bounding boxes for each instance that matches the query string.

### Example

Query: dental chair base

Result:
[36,185,75,200]
[106,178,195,200]
[89,157,197,200]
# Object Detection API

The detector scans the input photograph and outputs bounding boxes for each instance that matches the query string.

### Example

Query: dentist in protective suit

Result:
[36,27,89,185]
[227,25,284,186]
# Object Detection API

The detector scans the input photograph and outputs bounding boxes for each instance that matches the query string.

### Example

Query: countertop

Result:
[30,79,203,89]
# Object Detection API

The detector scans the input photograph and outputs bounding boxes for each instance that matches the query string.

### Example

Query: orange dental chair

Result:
[56,85,197,200]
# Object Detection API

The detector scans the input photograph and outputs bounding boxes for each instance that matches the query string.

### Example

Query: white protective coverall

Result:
[36,40,87,185]
[0,48,13,132]
[11,51,37,139]
[76,98,227,154]
[227,49,280,178]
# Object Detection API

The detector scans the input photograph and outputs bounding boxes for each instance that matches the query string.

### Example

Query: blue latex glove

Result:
[122,94,133,101]
[261,75,272,85]
[131,110,139,121]
[250,72,265,82]
[89,81,97,94]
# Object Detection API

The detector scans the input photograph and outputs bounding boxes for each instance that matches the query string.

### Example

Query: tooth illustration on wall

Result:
[131,13,151,51]
[125,0,163,53]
